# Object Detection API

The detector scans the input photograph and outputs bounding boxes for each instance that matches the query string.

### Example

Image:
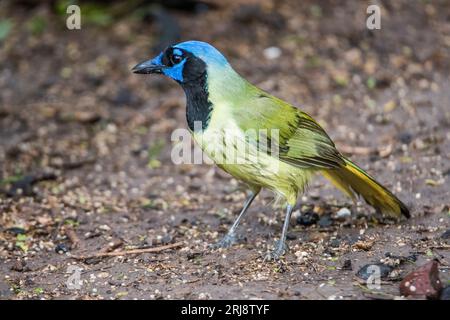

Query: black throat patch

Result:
[180,53,212,131]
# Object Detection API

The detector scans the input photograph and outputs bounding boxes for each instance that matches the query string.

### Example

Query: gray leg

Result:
[212,191,259,248]
[265,204,294,260]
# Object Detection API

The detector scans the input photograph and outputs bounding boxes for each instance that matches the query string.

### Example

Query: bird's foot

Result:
[210,233,237,249]
[264,240,288,261]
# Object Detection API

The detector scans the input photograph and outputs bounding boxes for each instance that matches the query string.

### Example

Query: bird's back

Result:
[197,82,409,217]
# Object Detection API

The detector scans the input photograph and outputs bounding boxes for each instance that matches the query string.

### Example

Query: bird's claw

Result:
[210,233,237,249]
[264,240,288,261]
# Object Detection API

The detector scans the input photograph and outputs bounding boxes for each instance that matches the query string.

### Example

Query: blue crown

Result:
[174,41,229,67]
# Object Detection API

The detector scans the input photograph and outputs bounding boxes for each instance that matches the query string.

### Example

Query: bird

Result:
[132,40,410,260]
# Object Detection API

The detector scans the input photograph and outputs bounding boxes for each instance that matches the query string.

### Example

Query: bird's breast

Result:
[192,110,281,176]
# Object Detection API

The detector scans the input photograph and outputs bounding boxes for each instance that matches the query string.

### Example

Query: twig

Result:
[57,157,96,170]
[431,245,450,250]
[52,219,65,241]
[72,242,183,261]
[338,144,393,158]
[338,145,372,156]
[355,283,399,300]
[64,226,80,249]
[100,239,123,253]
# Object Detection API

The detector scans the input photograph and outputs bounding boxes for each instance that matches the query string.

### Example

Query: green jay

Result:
[133,41,409,260]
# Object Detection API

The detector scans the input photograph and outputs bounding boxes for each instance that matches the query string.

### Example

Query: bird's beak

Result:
[132,58,165,74]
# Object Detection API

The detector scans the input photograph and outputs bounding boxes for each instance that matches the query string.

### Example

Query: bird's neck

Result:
[182,66,246,132]
[182,72,212,132]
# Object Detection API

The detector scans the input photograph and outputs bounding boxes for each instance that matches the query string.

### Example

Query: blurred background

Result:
[0,0,449,299]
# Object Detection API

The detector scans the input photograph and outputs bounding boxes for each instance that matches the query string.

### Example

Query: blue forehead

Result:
[173,41,228,67]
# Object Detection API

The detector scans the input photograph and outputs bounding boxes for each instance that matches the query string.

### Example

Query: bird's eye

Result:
[170,54,183,65]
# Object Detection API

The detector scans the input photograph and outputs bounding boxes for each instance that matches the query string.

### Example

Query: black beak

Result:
[132,59,164,74]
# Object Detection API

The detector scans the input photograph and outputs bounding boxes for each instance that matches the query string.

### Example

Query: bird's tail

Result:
[321,158,410,219]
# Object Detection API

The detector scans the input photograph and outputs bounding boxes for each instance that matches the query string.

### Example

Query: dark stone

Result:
[329,238,341,248]
[293,289,302,296]
[160,234,172,244]
[108,280,121,286]
[440,286,450,300]
[323,248,336,257]
[286,233,297,240]
[296,211,319,226]
[186,251,203,260]
[318,215,333,228]
[55,243,69,254]
[441,229,450,240]
[339,234,360,246]
[5,227,26,235]
[356,263,393,280]
[24,276,35,286]
[188,181,203,191]
[342,259,352,271]
[397,132,413,144]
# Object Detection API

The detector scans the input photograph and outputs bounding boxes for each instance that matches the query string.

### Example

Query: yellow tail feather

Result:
[322,159,410,219]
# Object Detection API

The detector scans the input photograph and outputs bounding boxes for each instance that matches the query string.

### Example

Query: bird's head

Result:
[132,40,230,85]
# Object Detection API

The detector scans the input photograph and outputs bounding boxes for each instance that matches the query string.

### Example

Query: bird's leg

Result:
[212,191,259,249]
[265,204,294,261]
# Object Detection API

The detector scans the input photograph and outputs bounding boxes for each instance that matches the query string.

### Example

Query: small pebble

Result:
[55,243,69,254]
[441,229,450,240]
[397,132,413,144]
[329,238,341,248]
[263,46,282,60]
[342,259,352,271]
[296,211,319,226]
[160,234,172,244]
[440,286,450,300]
[286,232,297,240]
[336,207,351,219]
[318,215,333,228]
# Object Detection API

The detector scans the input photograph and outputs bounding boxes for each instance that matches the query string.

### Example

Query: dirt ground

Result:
[0,0,449,300]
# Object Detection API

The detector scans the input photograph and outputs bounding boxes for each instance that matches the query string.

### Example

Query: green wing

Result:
[229,85,409,218]
[233,88,344,169]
